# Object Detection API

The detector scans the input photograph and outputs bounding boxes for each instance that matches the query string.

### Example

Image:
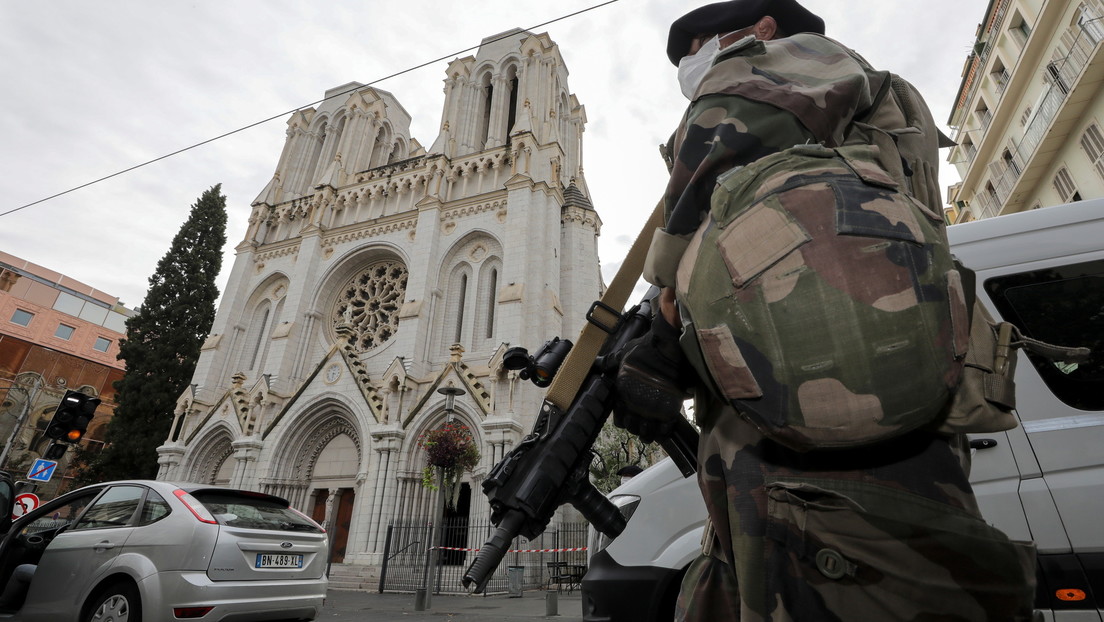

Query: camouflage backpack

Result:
[675,142,970,451]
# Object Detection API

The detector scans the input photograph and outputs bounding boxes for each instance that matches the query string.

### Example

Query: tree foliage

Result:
[75,185,227,483]
[589,420,668,494]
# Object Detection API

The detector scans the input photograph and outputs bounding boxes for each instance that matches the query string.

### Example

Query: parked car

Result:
[0,477,327,622]
[582,199,1104,621]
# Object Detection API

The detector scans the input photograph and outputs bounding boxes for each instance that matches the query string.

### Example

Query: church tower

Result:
[157,29,602,572]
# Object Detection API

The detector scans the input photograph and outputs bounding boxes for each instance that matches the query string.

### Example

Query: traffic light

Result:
[45,390,100,444]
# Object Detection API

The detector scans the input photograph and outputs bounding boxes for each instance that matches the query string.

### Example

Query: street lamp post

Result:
[417,386,466,610]
[438,386,464,423]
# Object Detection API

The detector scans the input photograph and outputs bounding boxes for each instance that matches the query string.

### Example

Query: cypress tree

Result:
[78,185,227,483]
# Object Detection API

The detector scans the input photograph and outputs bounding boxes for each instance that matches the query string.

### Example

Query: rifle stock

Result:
[461,290,699,593]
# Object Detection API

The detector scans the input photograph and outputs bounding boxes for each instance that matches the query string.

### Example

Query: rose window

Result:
[333,261,408,352]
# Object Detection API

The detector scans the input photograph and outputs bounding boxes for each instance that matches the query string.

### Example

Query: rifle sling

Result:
[545,200,665,412]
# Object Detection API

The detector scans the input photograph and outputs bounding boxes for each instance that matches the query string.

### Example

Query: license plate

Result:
[256,553,303,568]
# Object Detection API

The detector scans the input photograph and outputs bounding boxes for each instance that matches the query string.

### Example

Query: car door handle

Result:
[969,438,999,450]
[93,541,118,551]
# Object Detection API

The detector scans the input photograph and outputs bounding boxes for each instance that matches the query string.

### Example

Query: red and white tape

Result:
[431,546,588,553]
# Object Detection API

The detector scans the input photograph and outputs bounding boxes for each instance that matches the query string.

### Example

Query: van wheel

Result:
[85,581,142,622]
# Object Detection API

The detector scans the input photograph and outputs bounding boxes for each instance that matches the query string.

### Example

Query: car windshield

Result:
[190,491,322,533]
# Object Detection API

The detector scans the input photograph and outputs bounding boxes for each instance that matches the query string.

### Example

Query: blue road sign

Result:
[27,459,58,483]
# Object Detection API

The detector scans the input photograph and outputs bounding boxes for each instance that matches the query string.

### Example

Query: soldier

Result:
[613,1,1038,620]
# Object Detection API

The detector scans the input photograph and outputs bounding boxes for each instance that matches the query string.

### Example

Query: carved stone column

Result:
[367,426,406,557]
[155,444,185,481]
[230,438,265,489]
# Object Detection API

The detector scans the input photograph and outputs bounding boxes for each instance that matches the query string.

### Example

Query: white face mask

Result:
[677,34,723,100]
[620,476,632,486]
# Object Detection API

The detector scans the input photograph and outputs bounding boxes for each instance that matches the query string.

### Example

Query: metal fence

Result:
[379,518,588,595]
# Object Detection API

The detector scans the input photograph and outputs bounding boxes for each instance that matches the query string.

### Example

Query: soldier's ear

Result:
[755,16,780,40]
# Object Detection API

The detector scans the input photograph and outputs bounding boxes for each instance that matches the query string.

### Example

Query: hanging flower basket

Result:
[418,422,480,507]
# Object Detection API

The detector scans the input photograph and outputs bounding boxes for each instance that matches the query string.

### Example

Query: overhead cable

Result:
[0,0,619,218]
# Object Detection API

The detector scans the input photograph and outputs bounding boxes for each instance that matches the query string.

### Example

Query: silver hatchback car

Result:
[0,479,327,622]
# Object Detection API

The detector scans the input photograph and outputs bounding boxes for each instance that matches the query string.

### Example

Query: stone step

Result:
[327,564,380,591]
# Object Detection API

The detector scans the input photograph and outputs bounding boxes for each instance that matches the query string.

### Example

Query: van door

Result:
[979,258,1104,615]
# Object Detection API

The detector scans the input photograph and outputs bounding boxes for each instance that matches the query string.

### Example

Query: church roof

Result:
[562,181,594,211]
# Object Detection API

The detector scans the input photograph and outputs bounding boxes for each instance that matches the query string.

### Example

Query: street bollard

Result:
[414,588,427,611]
[546,590,558,616]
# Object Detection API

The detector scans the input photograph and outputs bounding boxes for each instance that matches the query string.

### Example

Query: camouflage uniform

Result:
[645,33,1038,621]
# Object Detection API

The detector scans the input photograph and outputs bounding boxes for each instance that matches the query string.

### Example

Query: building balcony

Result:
[956,17,1104,221]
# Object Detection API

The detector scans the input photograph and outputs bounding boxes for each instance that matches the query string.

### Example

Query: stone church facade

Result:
[155,29,602,566]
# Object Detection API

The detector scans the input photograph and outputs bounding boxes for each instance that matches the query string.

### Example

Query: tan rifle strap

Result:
[545,200,665,411]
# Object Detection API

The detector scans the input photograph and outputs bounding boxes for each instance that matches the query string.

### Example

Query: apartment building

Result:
[946,0,1104,221]
[0,251,131,495]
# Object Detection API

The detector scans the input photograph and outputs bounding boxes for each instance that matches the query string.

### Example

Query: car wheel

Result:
[85,582,142,622]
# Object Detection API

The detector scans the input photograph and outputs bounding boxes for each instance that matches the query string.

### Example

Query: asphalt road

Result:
[318,588,586,621]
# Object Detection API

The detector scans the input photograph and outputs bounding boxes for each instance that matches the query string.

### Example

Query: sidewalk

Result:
[320,588,585,622]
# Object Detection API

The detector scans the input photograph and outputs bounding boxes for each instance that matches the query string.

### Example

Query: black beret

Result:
[667,0,826,65]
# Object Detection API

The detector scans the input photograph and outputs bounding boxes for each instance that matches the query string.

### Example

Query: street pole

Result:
[417,465,446,610]
[425,386,467,605]
[415,385,469,610]
[430,465,446,598]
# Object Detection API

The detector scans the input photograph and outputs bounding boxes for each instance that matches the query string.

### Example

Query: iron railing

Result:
[378,518,589,595]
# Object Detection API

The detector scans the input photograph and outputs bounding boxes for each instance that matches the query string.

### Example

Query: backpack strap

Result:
[545,199,665,411]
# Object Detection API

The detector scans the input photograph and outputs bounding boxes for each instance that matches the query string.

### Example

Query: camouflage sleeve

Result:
[663,34,877,236]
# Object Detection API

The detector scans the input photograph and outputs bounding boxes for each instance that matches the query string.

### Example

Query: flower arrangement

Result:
[418,422,480,506]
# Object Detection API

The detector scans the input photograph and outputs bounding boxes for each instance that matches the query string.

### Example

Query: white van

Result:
[582,199,1104,622]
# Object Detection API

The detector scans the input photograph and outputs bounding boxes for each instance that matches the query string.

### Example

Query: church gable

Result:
[401,345,493,429]
[261,345,385,439]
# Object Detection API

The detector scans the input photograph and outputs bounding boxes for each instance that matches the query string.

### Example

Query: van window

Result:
[984,259,1104,411]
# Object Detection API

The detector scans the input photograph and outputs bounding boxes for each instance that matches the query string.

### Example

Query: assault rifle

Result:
[461,287,699,593]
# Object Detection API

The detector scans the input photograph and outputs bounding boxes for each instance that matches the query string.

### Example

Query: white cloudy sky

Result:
[0,0,984,309]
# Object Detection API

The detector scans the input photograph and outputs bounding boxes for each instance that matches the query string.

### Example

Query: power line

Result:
[1,0,619,219]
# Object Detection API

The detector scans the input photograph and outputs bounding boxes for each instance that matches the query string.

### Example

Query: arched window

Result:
[474,260,501,352]
[454,273,469,344]
[485,268,498,340]
[257,298,284,373]
[506,75,519,136]
[301,120,327,193]
[240,301,273,372]
[370,125,393,169]
[248,308,270,370]
[479,73,494,148]
[437,236,503,357]
[559,92,570,143]
[319,114,347,174]
[440,263,473,354]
